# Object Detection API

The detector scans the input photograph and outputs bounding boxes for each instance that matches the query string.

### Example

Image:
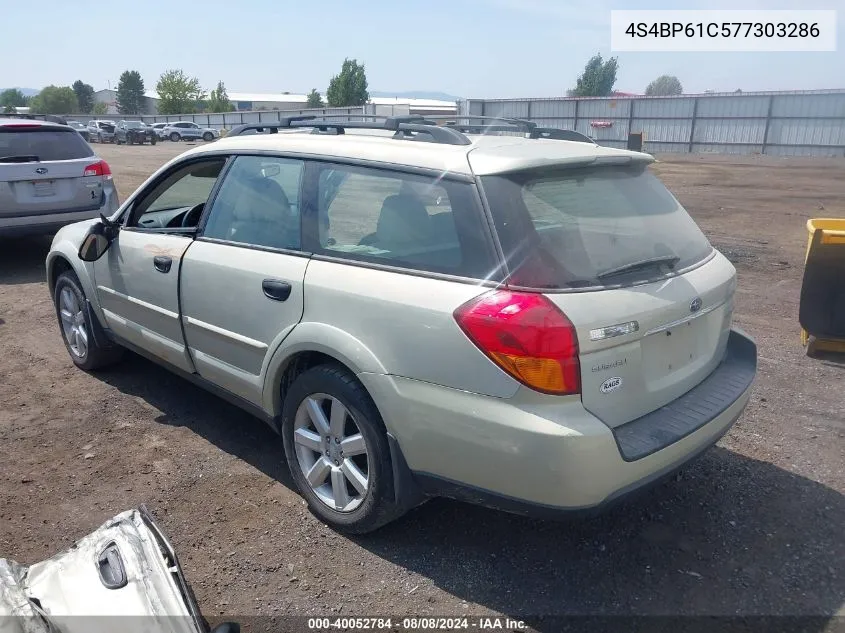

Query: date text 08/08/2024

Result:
[306,617,527,630]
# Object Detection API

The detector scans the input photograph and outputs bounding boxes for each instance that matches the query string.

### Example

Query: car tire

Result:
[150,135,157,145]
[54,271,123,371]
[202,132,214,142]
[170,132,180,142]
[97,133,103,143]
[281,364,406,534]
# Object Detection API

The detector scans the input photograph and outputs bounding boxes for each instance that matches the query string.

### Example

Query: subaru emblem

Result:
[35,167,48,175]
[689,297,702,313]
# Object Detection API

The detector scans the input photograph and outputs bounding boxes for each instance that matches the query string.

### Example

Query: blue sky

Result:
[1,0,841,97]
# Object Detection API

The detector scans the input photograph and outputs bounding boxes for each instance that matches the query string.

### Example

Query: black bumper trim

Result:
[612,328,757,462]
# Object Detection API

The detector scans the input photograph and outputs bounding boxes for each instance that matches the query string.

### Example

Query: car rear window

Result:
[481,165,713,289]
[0,127,94,161]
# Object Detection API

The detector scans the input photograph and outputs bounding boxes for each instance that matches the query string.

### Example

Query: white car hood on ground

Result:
[0,508,208,633]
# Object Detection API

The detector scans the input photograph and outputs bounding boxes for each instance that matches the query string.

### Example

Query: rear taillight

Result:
[454,290,580,395]
[83,160,112,179]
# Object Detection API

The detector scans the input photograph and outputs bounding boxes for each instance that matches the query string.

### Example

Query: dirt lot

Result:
[1,142,844,628]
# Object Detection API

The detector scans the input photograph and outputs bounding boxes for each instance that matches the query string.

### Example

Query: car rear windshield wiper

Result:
[596,255,680,281]
[0,155,40,163]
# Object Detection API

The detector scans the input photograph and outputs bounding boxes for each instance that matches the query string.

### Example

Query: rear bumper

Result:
[613,329,757,461]
[360,328,757,515]
[0,190,118,237]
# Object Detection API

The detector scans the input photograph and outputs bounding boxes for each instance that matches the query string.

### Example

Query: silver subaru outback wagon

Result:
[1,118,119,237]
[46,116,757,533]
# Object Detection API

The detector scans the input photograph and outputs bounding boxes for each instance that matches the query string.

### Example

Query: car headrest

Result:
[230,177,291,224]
[376,194,430,245]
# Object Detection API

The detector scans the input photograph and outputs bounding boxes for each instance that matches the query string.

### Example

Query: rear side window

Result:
[482,165,713,289]
[0,127,94,161]
[313,163,494,278]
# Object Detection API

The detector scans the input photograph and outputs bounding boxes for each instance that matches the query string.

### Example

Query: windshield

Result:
[481,165,713,289]
[0,128,94,161]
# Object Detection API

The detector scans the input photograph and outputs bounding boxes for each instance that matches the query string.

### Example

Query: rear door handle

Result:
[262,279,292,302]
[153,256,172,273]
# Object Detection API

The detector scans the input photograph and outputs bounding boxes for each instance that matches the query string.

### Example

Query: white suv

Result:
[46,115,756,533]
[163,121,219,142]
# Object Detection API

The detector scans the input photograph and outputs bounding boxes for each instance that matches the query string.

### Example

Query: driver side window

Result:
[128,159,226,231]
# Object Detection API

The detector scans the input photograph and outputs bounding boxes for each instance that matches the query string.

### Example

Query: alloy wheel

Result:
[59,287,88,359]
[293,393,370,512]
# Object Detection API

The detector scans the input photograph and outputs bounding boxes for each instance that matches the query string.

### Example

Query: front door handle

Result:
[153,255,172,273]
[262,279,292,302]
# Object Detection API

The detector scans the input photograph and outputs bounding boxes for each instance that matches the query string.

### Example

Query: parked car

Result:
[0,117,118,237]
[66,120,90,142]
[46,116,757,533]
[151,122,169,140]
[115,120,157,145]
[163,121,219,142]
[87,120,116,143]
[0,506,239,633]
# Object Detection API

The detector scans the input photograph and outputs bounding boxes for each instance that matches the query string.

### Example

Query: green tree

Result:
[569,53,618,97]
[92,101,108,116]
[72,80,95,113]
[326,58,369,107]
[1,88,29,113]
[156,69,206,115]
[306,88,324,109]
[30,86,78,114]
[645,75,683,96]
[207,81,233,113]
[116,70,145,115]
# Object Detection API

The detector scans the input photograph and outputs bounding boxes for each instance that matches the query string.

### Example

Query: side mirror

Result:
[78,217,117,262]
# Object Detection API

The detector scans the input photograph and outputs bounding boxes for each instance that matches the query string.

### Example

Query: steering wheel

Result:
[181,202,205,228]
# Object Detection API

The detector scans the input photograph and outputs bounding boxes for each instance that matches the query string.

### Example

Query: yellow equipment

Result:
[799,219,845,356]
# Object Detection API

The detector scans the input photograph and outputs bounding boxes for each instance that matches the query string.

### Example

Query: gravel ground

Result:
[0,143,843,631]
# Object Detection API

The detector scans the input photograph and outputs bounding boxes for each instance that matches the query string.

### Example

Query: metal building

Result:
[460,89,845,156]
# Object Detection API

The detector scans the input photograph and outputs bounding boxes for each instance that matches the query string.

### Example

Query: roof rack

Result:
[225,114,595,147]
[529,128,596,144]
[444,116,596,144]
[1,112,68,125]
[227,115,471,146]
[444,115,537,133]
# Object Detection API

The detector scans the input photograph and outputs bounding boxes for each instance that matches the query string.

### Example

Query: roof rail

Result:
[445,115,537,133]
[529,128,596,144]
[226,114,591,147]
[227,115,317,136]
[445,116,596,144]
[226,115,471,146]
[1,112,68,125]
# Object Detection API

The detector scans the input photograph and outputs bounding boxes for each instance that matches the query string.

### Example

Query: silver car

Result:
[86,120,117,143]
[45,116,757,533]
[0,506,239,633]
[0,118,119,237]
[163,121,219,142]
